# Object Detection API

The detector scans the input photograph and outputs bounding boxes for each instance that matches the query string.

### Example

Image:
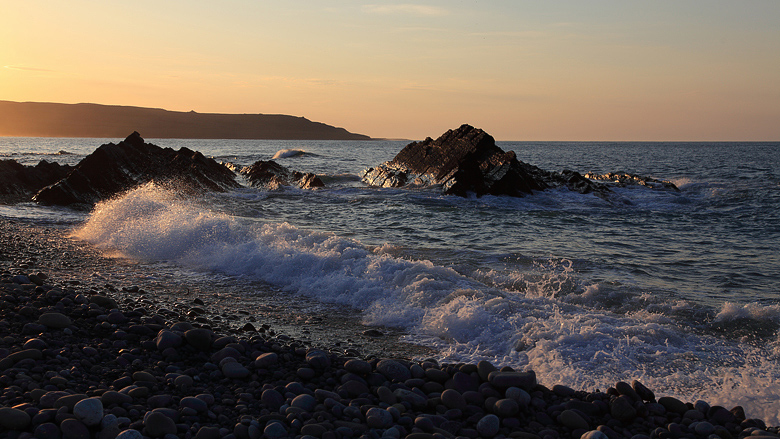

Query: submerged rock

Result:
[241,160,324,190]
[361,124,610,198]
[583,171,680,191]
[33,132,241,207]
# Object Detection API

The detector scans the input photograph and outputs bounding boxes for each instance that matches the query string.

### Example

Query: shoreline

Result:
[0,219,778,438]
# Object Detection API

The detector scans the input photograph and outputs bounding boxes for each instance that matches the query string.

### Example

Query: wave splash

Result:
[272,149,309,159]
[72,184,780,424]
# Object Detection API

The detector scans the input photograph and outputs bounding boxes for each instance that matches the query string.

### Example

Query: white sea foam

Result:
[272,149,307,159]
[73,184,780,424]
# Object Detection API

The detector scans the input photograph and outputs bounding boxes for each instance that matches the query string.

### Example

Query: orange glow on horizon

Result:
[1,1,778,141]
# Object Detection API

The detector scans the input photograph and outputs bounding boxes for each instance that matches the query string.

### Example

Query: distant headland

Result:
[0,100,371,140]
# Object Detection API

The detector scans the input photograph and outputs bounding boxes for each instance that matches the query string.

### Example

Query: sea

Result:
[1,136,779,423]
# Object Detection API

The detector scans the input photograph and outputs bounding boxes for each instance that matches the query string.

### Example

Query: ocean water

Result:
[2,136,780,423]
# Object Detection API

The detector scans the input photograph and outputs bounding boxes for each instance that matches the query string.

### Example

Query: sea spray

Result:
[72,184,780,424]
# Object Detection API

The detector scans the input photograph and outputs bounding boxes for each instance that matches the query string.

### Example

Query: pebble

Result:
[38,312,72,328]
[60,418,90,439]
[144,411,177,437]
[155,329,182,351]
[0,243,775,439]
[180,396,209,413]
[222,361,251,379]
[184,328,214,350]
[441,389,467,410]
[0,407,32,430]
[559,409,589,430]
[261,389,285,410]
[305,349,331,368]
[581,431,609,439]
[291,394,317,412]
[344,359,372,375]
[377,359,411,382]
[366,407,393,429]
[476,414,500,437]
[263,421,287,439]
[659,396,689,415]
[610,395,637,423]
[494,398,520,417]
[73,397,104,426]
[115,430,144,439]
[254,352,278,368]
[33,422,61,439]
[487,371,537,390]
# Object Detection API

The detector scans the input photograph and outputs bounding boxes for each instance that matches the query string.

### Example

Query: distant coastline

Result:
[0,100,371,140]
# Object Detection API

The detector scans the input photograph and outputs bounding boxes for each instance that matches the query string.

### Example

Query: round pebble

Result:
[73,397,104,426]
[376,359,411,382]
[0,407,31,430]
[476,414,500,438]
[144,411,177,437]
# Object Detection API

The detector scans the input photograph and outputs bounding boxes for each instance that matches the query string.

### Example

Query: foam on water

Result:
[272,149,308,159]
[72,184,780,424]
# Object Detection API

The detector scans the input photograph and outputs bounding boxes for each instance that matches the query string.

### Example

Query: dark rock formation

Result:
[584,172,680,191]
[241,160,324,190]
[0,159,73,203]
[361,124,610,198]
[33,132,241,207]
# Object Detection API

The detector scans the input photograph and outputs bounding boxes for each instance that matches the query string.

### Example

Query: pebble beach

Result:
[1,219,778,439]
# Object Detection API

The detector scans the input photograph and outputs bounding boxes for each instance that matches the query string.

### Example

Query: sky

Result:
[1,1,779,141]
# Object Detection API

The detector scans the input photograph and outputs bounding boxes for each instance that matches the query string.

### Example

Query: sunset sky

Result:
[2,1,779,140]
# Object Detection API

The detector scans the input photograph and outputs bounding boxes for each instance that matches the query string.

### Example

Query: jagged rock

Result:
[583,172,679,191]
[32,132,241,206]
[241,160,324,190]
[0,159,73,202]
[361,124,610,198]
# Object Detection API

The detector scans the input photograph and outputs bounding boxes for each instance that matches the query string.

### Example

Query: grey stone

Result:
[38,312,72,328]
[366,407,393,429]
[659,396,689,415]
[254,352,278,368]
[0,407,31,430]
[195,426,222,439]
[90,294,118,309]
[261,389,285,410]
[144,411,177,437]
[305,349,331,369]
[291,394,316,412]
[184,328,213,350]
[222,361,250,379]
[494,398,520,417]
[559,409,589,430]
[180,396,208,413]
[476,414,500,438]
[377,359,411,382]
[581,431,609,439]
[487,370,537,390]
[115,429,143,439]
[73,397,104,426]
[263,421,287,439]
[101,390,133,406]
[441,389,467,410]
[344,359,372,375]
[155,330,182,351]
[34,422,61,439]
[392,388,427,410]
[60,418,90,439]
[610,395,637,423]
